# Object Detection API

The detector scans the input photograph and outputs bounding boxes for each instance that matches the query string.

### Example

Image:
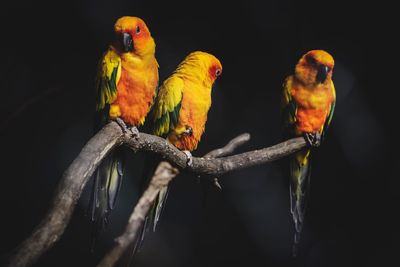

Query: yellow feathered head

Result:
[176,51,222,85]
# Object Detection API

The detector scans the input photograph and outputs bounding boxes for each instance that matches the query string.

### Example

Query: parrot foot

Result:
[304,132,321,147]
[114,118,140,138]
[114,117,129,133]
[183,150,193,167]
[129,126,140,139]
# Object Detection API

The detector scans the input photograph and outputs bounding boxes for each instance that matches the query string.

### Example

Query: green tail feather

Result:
[89,148,125,250]
[131,155,169,256]
[151,185,170,231]
[289,149,311,257]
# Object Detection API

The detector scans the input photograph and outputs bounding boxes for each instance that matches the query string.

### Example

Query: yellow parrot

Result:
[90,16,158,245]
[281,50,336,256]
[139,51,222,245]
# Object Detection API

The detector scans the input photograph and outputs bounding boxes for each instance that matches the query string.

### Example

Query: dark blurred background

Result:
[0,0,398,266]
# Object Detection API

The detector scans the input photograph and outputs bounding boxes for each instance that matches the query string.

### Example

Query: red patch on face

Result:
[130,21,150,41]
[208,64,222,80]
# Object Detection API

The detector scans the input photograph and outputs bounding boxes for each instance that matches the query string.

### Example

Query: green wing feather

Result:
[281,76,297,136]
[95,47,122,129]
[152,76,184,137]
[322,82,336,140]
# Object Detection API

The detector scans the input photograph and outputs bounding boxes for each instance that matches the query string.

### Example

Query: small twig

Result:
[7,121,306,267]
[203,133,251,190]
[97,132,251,267]
[204,133,251,158]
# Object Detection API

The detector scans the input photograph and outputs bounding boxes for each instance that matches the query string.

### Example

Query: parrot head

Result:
[113,16,155,57]
[295,50,334,85]
[176,51,222,85]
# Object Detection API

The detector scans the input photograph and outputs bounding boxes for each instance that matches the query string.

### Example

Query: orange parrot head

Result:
[295,50,334,86]
[113,16,155,57]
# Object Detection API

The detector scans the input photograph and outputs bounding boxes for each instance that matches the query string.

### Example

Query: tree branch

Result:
[97,132,252,267]
[123,131,306,176]
[7,121,306,267]
[7,122,124,267]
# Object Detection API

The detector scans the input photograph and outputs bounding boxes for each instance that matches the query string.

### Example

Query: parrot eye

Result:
[306,55,317,66]
[136,26,141,34]
[215,69,222,77]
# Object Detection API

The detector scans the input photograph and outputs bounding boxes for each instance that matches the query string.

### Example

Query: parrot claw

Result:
[129,126,140,139]
[213,177,222,190]
[114,117,129,133]
[304,132,321,147]
[114,118,139,138]
[183,150,193,167]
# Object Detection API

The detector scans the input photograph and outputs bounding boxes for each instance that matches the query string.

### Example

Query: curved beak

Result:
[121,32,134,52]
[316,65,329,83]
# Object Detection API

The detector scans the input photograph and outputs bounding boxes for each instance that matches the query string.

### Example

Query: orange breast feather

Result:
[112,59,158,126]
[292,84,334,134]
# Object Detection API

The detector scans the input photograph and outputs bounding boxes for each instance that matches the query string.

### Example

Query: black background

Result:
[1,1,398,266]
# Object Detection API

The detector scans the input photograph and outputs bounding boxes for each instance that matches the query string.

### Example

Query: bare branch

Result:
[97,131,252,267]
[7,121,306,267]
[122,132,306,176]
[6,123,124,267]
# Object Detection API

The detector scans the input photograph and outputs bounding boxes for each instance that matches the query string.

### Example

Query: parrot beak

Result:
[121,32,134,52]
[316,65,329,83]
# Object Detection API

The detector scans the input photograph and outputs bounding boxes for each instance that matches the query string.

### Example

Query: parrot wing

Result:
[321,81,336,140]
[89,47,124,250]
[281,76,297,135]
[95,47,122,129]
[152,76,184,137]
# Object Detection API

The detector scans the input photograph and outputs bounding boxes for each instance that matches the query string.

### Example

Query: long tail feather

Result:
[152,185,170,231]
[131,155,169,255]
[89,148,125,250]
[290,149,311,257]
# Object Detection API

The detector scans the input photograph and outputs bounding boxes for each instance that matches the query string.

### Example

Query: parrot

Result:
[138,51,222,248]
[89,16,159,246]
[281,50,336,256]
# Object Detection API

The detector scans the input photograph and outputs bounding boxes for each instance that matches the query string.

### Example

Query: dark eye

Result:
[136,26,141,34]
[306,55,317,66]
[215,69,221,77]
